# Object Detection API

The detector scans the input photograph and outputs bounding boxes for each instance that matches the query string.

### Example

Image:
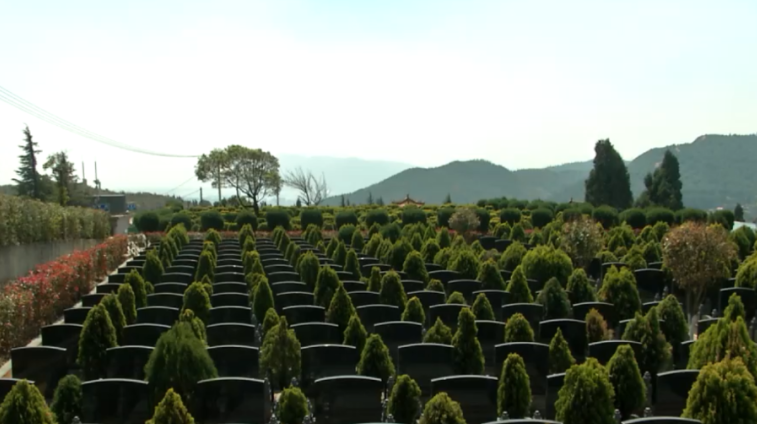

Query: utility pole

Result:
[217,164,222,204]
[94,161,100,206]
[200,187,203,205]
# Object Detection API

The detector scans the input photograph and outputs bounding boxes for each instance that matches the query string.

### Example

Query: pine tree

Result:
[421,239,441,263]
[735,203,745,222]
[638,149,683,210]
[536,277,572,320]
[0,379,54,424]
[43,151,77,206]
[506,266,533,303]
[297,251,320,289]
[314,266,341,308]
[549,328,576,374]
[78,303,118,380]
[117,283,137,325]
[195,250,215,282]
[332,241,348,267]
[606,344,645,419]
[380,271,408,312]
[504,313,534,343]
[584,139,633,209]
[51,375,82,424]
[344,315,368,353]
[403,251,429,283]
[125,269,149,308]
[586,308,613,343]
[356,334,395,382]
[402,297,426,324]
[259,317,301,389]
[497,353,531,418]
[143,250,164,287]
[566,268,597,305]
[622,309,671,374]
[424,317,453,345]
[147,388,195,424]
[262,308,280,338]
[183,282,212,324]
[327,283,357,331]
[367,266,382,292]
[344,249,362,280]
[12,126,43,200]
[452,308,484,375]
[471,293,495,320]
[179,309,207,344]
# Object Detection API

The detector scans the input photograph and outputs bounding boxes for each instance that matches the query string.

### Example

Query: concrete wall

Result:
[0,239,102,286]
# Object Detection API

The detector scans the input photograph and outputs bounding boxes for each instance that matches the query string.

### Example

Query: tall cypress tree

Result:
[584,139,633,209]
[638,149,683,210]
[12,126,43,200]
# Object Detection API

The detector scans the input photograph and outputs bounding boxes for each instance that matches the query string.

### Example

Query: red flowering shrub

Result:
[0,235,128,360]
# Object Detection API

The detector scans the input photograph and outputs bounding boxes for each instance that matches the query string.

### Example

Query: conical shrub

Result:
[566,268,597,305]
[183,282,212,324]
[195,250,215,282]
[350,229,365,251]
[548,328,575,374]
[179,309,206,344]
[424,317,453,345]
[78,303,117,380]
[0,379,54,424]
[504,313,534,343]
[452,307,484,375]
[367,267,382,292]
[478,259,506,290]
[356,334,395,382]
[506,266,533,304]
[332,241,348,267]
[145,322,218,402]
[683,357,757,424]
[402,297,426,324]
[259,317,301,389]
[252,277,275,325]
[344,314,368,354]
[147,388,195,424]
[606,344,645,419]
[403,251,429,283]
[446,291,466,305]
[598,266,641,321]
[419,392,465,424]
[51,375,82,424]
[497,353,531,418]
[450,250,481,280]
[536,277,572,320]
[426,279,445,293]
[100,293,127,344]
[421,239,441,263]
[379,271,408,312]
[243,251,261,275]
[278,386,309,424]
[555,358,615,424]
[388,374,422,424]
[622,308,671,374]
[471,293,495,320]
[327,283,357,331]
[344,249,362,280]
[143,250,164,287]
[586,308,613,342]
[657,295,688,347]
[436,228,452,249]
[297,251,320,289]
[125,269,149,308]
[262,308,280,338]
[314,266,341,308]
[117,283,137,325]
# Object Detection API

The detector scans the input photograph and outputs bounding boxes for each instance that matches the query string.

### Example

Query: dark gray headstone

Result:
[634,268,667,302]
[96,283,122,294]
[324,263,343,271]
[407,290,446,315]
[212,282,248,295]
[478,235,497,250]
[348,291,381,308]
[214,271,245,283]
[545,372,565,419]
[476,320,506,376]
[11,346,66,399]
[271,281,308,295]
[311,375,384,424]
[118,265,142,275]
[291,322,341,347]
[428,304,467,332]
[261,258,290,267]
[212,293,249,308]
[720,287,756,320]
[401,280,425,294]
[473,289,510,312]
[41,323,82,367]
[356,304,402,330]
[571,302,617,326]
[210,306,253,325]
[678,340,695,369]
[147,293,184,309]
[301,344,360,391]
[494,239,512,252]
[448,280,483,303]
[398,343,455,396]
[431,375,498,424]
[265,264,295,275]
[539,319,588,359]
[192,377,270,424]
[336,271,356,281]
[160,272,193,284]
[269,271,301,284]
[64,307,92,325]
[108,273,126,283]
[342,281,367,292]
[654,369,699,417]
[123,323,171,347]
[216,264,244,275]
[153,283,188,294]
[82,293,107,307]
[276,291,315,311]
[622,418,701,424]
[373,321,423,362]
[588,340,643,365]
[106,346,154,380]
[362,263,391,276]
[81,379,151,424]
[207,345,260,378]
[207,323,257,347]
[137,306,179,326]
[166,265,195,276]
[283,305,326,325]
[171,258,198,268]
[425,263,443,272]
[428,270,462,285]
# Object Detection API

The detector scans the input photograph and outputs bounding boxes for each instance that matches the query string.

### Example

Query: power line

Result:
[178,188,202,199]
[0,85,201,158]
[164,176,197,195]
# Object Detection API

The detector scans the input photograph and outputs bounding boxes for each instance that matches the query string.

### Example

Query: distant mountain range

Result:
[322,134,757,218]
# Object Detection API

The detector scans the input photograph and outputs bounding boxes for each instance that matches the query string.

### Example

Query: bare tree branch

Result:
[283,167,329,206]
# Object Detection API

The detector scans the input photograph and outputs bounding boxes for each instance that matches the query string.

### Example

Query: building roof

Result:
[392,194,425,206]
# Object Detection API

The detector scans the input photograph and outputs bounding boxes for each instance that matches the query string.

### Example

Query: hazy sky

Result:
[1,0,755,194]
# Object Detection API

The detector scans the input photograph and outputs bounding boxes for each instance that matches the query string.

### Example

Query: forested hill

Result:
[322,134,757,216]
